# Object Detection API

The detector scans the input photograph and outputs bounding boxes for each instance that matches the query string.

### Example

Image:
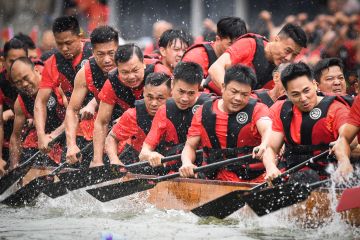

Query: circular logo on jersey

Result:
[309,108,322,120]
[192,104,200,114]
[47,95,56,109]
[80,59,88,68]
[236,112,248,124]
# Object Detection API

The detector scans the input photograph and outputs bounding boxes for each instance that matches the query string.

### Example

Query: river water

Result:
[0,188,359,240]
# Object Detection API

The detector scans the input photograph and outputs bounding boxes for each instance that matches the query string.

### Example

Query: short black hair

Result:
[278,23,307,48]
[217,17,247,41]
[52,16,80,35]
[14,33,36,50]
[3,38,28,58]
[313,58,344,83]
[145,72,171,89]
[224,64,257,89]
[10,56,34,74]
[90,25,119,46]
[114,43,143,64]
[158,29,190,49]
[173,61,203,85]
[281,62,312,89]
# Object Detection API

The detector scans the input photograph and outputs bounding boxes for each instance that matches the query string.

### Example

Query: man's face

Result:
[272,36,302,66]
[93,41,118,73]
[171,79,199,110]
[54,31,82,60]
[160,39,188,70]
[4,49,27,74]
[286,76,318,112]
[118,55,145,88]
[28,49,39,59]
[10,61,40,96]
[143,83,170,116]
[217,36,233,55]
[222,80,251,113]
[318,65,346,95]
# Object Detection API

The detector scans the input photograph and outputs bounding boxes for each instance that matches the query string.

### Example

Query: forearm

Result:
[181,143,196,165]
[262,147,278,169]
[92,120,108,163]
[105,133,121,164]
[9,133,22,167]
[34,97,48,138]
[50,122,65,139]
[208,64,225,90]
[65,107,80,147]
[139,143,154,161]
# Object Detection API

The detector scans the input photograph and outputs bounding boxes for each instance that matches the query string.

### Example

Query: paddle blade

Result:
[191,190,246,219]
[243,182,310,216]
[1,176,53,207]
[336,186,360,212]
[86,178,156,202]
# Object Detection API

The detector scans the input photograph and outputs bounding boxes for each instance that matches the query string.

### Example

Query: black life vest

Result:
[254,90,274,107]
[166,93,211,144]
[0,71,18,110]
[182,43,217,71]
[84,57,108,104]
[55,41,92,97]
[19,91,65,133]
[135,99,152,135]
[280,96,337,171]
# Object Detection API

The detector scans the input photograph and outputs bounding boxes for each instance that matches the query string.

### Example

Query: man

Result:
[9,57,67,169]
[14,33,39,59]
[105,72,171,166]
[182,17,247,95]
[208,23,307,91]
[179,65,272,182]
[0,90,6,175]
[34,16,92,154]
[144,20,173,56]
[263,62,353,181]
[139,62,212,168]
[65,25,118,165]
[0,38,28,167]
[91,44,146,167]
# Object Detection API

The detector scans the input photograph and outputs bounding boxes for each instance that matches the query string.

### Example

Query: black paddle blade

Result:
[86,178,156,202]
[1,176,53,207]
[243,182,310,216]
[42,165,125,198]
[191,190,246,219]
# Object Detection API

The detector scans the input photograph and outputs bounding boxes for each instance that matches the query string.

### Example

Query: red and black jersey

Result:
[85,57,108,101]
[0,69,18,111]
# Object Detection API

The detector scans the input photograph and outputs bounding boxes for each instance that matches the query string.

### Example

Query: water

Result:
[0,188,359,240]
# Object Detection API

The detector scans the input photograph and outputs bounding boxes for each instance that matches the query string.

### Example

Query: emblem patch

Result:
[80,59,88,68]
[192,104,200,114]
[47,95,56,109]
[309,108,322,120]
[236,112,248,124]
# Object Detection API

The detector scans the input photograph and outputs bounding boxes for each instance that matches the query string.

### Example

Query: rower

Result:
[208,23,307,91]
[65,25,119,165]
[179,64,272,182]
[0,38,28,174]
[9,57,67,169]
[182,17,247,95]
[90,44,146,167]
[139,62,212,170]
[105,72,171,166]
[263,62,353,182]
[34,16,92,154]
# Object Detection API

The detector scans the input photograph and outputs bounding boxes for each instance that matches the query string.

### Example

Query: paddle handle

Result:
[156,153,253,182]
[307,179,331,190]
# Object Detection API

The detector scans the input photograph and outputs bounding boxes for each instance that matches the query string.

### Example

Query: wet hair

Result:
[90,25,119,46]
[158,29,190,49]
[3,38,28,58]
[10,57,34,76]
[173,62,203,86]
[114,43,143,64]
[52,16,80,35]
[217,17,247,41]
[313,58,344,83]
[14,33,36,50]
[281,62,312,89]
[278,23,307,48]
[224,64,257,89]
[145,72,171,89]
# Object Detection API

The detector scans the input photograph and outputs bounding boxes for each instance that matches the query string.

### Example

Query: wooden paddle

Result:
[0,142,92,207]
[0,131,66,195]
[243,179,331,216]
[43,149,204,198]
[190,150,331,219]
[86,153,254,202]
[336,186,360,212]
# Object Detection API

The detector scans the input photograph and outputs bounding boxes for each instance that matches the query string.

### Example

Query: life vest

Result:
[201,98,264,180]
[18,90,65,133]
[280,96,338,172]
[135,99,152,135]
[182,42,217,72]
[54,41,92,98]
[108,69,144,120]
[253,89,274,107]
[85,57,108,101]
[0,70,18,110]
